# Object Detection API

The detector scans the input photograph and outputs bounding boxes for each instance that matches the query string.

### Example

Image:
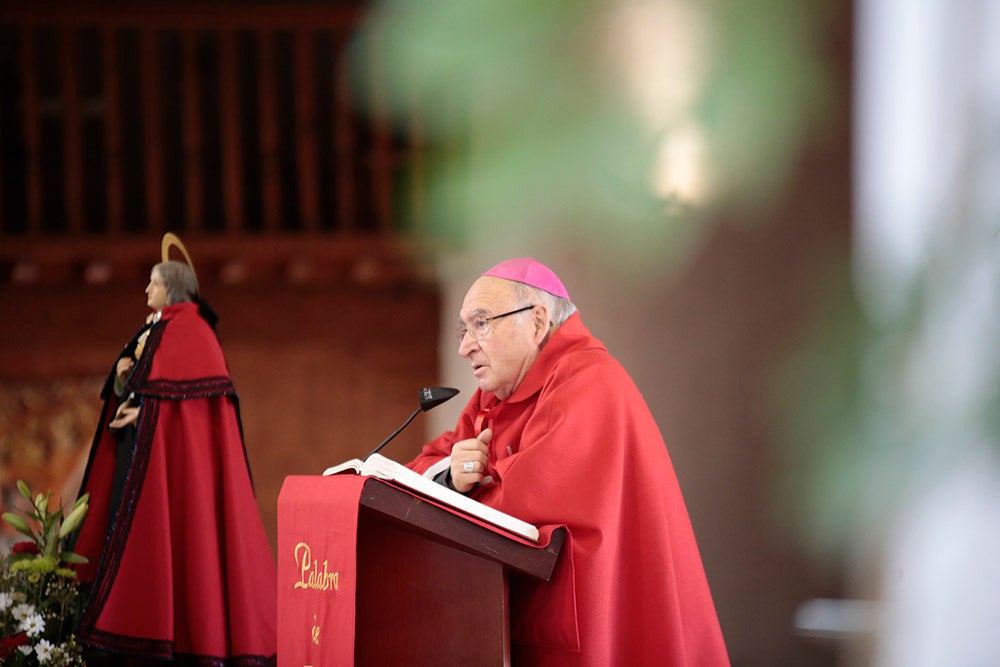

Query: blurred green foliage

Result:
[774,230,1000,567]
[350,0,836,270]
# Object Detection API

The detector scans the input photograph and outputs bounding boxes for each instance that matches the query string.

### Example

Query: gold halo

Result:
[160,232,200,294]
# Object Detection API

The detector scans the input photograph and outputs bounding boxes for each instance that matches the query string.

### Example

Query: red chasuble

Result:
[409,313,729,666]
[73,302,277,665]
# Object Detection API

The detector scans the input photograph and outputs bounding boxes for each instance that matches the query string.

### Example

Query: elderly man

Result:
[408,258,729,666]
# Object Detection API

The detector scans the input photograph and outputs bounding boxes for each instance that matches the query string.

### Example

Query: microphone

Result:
[365,387,460,459]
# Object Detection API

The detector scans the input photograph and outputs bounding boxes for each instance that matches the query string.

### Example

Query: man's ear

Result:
[532,304,551,344]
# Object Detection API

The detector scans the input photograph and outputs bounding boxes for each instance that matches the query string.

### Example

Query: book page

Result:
[362,454,540,542]
[321,458,364,476]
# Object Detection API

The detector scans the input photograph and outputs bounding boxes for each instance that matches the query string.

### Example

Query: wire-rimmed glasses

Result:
[455,305,536,342]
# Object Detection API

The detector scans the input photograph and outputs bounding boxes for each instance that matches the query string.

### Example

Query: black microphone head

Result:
[419,386,460,412]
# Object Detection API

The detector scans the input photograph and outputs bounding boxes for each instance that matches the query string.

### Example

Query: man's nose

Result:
[458,331,478,356]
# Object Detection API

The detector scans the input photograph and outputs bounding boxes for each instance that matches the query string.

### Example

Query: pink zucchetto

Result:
[481,257,570,300]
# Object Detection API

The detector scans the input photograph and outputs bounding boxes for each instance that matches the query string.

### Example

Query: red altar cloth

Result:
[277,475,366,667]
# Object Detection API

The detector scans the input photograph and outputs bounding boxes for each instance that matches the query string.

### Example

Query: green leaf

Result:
[6,551,37,564]
[43,517,60,557]
[60,551,89,564]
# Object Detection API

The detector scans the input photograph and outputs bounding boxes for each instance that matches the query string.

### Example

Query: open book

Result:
[323,453,540,542]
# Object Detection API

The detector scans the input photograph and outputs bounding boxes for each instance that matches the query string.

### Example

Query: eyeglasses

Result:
[456,305,536,341]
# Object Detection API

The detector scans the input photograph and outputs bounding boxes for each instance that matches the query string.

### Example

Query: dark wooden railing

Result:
[0,2,429,268]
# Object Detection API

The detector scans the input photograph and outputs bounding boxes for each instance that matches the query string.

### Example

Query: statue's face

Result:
[146,267,169,312]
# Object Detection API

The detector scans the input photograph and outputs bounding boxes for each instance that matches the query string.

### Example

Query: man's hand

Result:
[450,428,492,493]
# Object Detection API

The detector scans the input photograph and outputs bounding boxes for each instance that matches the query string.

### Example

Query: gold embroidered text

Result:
[293,542,340,592]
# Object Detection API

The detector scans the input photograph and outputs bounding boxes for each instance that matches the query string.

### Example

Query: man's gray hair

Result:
[154,260,198,305]
[511,281,577,329]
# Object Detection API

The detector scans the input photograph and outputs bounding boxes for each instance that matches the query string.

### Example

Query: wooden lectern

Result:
[277,475,564,667]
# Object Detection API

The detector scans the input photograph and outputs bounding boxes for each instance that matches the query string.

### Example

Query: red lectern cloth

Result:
[277,474,365,667]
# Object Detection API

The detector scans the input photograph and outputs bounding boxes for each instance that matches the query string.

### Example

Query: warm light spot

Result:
[605,0,713,203]
[652,122,709,202]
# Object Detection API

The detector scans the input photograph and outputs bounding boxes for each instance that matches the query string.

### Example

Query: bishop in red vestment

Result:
[72,259,277,665]
[408,258,729,666]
